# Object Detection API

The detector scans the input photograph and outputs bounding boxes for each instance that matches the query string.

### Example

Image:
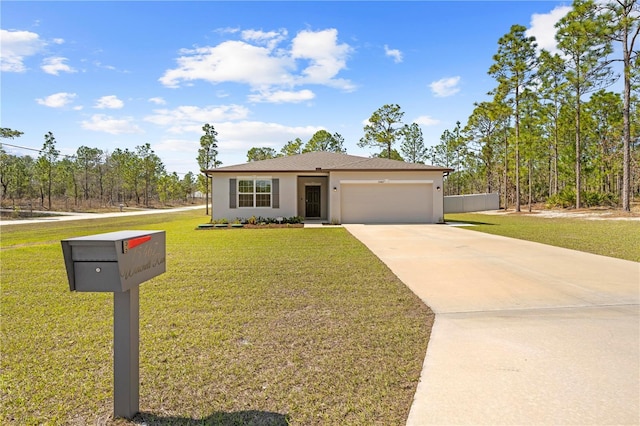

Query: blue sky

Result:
[2,1,572,175]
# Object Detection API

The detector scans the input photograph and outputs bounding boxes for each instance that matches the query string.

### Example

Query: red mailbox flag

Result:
[123,235,151,253]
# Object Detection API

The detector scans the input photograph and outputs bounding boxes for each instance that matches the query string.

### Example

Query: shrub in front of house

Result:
[204,216,305,228]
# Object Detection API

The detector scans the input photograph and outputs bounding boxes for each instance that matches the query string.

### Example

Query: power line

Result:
[0,141,193,175]
[0,141,76,159]
[1,142,44,154]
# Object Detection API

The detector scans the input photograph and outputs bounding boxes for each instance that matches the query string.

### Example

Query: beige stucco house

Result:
[204,151,452,224]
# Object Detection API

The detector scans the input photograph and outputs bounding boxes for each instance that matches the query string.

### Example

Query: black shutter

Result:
[229,179,236,209]
[272,178,279,208]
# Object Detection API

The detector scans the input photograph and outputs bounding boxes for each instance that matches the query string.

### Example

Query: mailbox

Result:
[61,230,166,419]
[61,230,166,292]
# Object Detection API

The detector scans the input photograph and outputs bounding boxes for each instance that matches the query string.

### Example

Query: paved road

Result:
[0,205,206,226]
[345,224,640,426]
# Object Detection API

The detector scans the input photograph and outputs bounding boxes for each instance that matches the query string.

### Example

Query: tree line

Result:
[247,0,638,212]
[0,128,200,210]
[431,0,639,211]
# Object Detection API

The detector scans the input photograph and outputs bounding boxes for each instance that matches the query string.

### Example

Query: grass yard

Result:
[1,211,433,425]
[445,212,640,262]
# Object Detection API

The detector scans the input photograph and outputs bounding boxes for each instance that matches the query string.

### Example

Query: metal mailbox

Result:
[61,230,166,419]
[61,230,166,292]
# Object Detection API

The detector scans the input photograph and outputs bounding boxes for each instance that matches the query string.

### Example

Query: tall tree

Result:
[304,130,346,153]
[488,24,538,211]
[247,147,278,162]
[464,101,507,194]
[0,128,24,139]
[372,149,404,161]
[538,50,568,196]
[75,146,102,204]
[584,90,624,194]
[358,104,405,159]
[600,0,639,211]
[136,143,164,207]
[519,88,545,212]
[35,132,59,210]
[197,123,220,215]
[400,123,427,164]
[181,171,196,202]
[0,128,24,200]
[556,0,615,208]
[281,138,304,156]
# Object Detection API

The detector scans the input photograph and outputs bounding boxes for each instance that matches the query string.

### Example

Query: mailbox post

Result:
[61,230,166,419]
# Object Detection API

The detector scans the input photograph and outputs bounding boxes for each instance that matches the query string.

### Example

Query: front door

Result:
[305,186,321,218]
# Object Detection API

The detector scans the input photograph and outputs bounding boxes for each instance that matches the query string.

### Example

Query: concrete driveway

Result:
[344,224,640,425]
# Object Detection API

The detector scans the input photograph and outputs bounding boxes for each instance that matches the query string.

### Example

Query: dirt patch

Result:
[476,207,640,221]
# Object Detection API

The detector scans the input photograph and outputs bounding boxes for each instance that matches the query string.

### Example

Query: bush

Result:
[545,189,575,208]
[545,189,619,209]
[232,215,305,225]
[582,191,618,208]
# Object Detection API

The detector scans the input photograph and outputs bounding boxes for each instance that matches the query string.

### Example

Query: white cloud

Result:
[429,76,461,97]
[36,92,77,108]
[148,97,167,105]
[41,56,76,75]
[159,40,295,89]
[215,27,240,36]
[159,27,354,98]
[241,28,288,49]
[215,121,322,154]
[81,114,143,134]
[384,45,403,63]
[52,38,65,45]
[144,104,250,133]
[414,115,440,126]
[1,29,45,72]
[291,28,353,89]
[93,61,117,71]
[94,95,124,109]
[248,89,315,103]
[526,6,572,54]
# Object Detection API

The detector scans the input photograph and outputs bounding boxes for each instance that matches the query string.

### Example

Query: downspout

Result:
[440,171,450,224]
[208,171,213,223]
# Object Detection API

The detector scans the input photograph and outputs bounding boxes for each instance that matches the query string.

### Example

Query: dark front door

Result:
[305,186,321,218]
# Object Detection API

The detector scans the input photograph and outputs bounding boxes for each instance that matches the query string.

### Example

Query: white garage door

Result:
[340,183,433,223]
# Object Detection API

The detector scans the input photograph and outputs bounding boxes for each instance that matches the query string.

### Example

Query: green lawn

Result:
[1,211,433,425]
[445,212,640,262]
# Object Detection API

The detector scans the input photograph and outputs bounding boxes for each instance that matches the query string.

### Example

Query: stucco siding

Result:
[211,174,298,221]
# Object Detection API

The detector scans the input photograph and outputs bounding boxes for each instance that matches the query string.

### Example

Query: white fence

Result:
[444,193,500,213]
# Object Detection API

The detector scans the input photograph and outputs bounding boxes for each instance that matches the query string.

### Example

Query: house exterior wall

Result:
[329,171,445,224]
[211,173,298,221]
[211,169,446,224]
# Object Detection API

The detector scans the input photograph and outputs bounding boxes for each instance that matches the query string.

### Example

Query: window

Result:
[238,178,271,208]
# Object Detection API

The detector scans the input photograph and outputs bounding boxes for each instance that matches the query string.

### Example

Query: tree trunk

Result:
[528,158,532,212]
[503,130,508,210]
[622,48,631,211]
[575,95,582,209]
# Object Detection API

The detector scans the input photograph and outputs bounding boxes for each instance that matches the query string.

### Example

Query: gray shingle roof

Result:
[205,151,452,173]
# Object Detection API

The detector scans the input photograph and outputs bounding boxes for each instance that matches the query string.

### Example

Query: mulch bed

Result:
[197,223,304,230]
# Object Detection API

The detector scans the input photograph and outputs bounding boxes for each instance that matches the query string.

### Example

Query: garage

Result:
[340,181,433,223]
